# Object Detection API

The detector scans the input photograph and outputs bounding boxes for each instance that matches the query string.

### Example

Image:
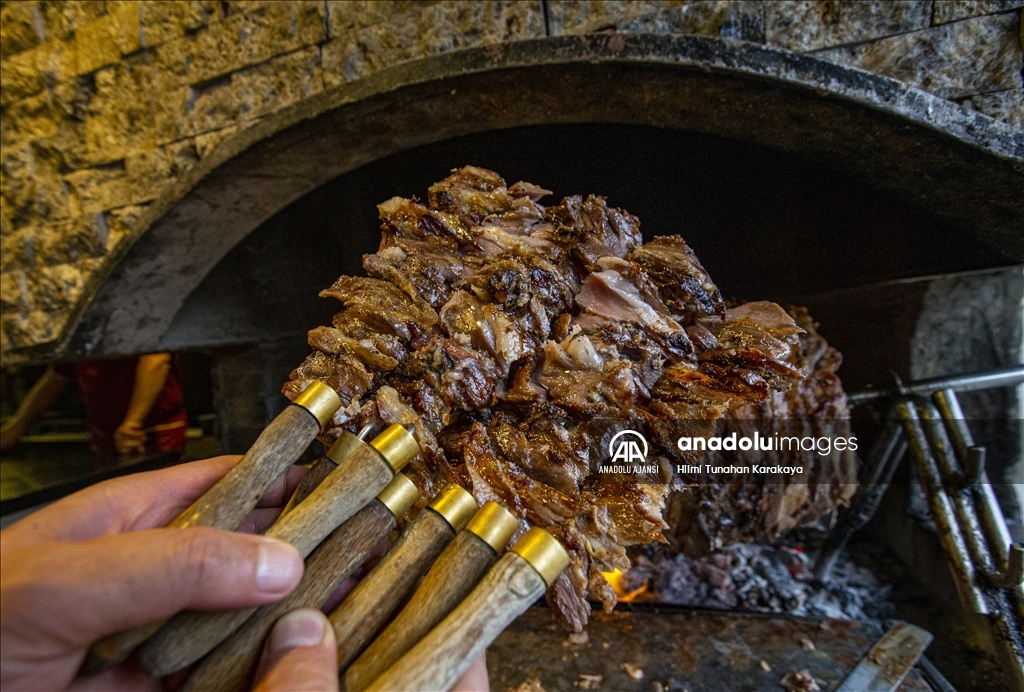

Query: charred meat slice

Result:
[627,235,724,321]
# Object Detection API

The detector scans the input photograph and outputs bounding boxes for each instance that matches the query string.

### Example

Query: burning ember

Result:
[601,569,649,603]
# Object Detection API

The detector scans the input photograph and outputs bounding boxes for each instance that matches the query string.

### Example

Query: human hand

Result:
[0,456,309,692]
[114,420,147,455]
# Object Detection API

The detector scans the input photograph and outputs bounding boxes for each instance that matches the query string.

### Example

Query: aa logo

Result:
[608,430,648,464]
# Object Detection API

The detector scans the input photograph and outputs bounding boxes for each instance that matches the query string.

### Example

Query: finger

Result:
[451,651,490,692]
[0,457,242,550]
[1,528,303,651]
[237,507,286,535]
[252,609,338,692]
[256,464,310,509]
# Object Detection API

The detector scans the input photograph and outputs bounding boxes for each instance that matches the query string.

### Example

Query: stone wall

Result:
[1,0,1022,357]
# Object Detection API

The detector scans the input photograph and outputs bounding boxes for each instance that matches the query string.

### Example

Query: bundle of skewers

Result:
[80,381,569,691]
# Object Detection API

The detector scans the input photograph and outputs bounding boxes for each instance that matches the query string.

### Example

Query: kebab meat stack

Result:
[283,165,859,631]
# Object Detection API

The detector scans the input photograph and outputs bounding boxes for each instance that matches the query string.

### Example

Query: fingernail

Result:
[256,538,302,594]
[269,609,326,653]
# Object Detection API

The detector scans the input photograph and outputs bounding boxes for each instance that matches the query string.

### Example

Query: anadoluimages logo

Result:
[608,429,649,464]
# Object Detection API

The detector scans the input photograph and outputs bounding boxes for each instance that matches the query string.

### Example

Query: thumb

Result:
[252,609,338,692]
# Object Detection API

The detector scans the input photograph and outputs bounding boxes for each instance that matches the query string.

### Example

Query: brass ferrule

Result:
[292,381,342,427]
[369,424,420,473]
[427,485,478,532]
[465,502,519,553]
[376,473,420,520]
[324,431,362,465]
[510,527,570,588]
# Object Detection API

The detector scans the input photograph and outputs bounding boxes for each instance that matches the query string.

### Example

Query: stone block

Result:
[616,1,765,42]
[170,1,326,87]
[181,73,237,138]
[168,138,200,176]
[814,12,1024,99]
[73,12,123,74]
[85,63,161,162]
[933,1,1023,25]
[547,1,683,34]
[0,270,26,311]
[194,125,237,158]
[34,117,91,172]
[64,162,129,214]
[0,49,45,107]
[37,214,109,266]
[139,1,218,49]
[39,1,110,42]
[322,0,543,87]
[125,147,173,204]
[105,0,143,56]
[1,144,37,227]
[764,0,931,52]
[104,203,147,248]
[29,144,74,222]
[31,262,85,314]
[415,1,545,51]
[233,45,323,124]
[33,36,79,85]
[1,306,63,350]
[326,0,429,38]
[0,229,37,275]
[1,91,57,149]
[50,73,96,122]
[1,2,44,57]
[962,88,1024,128]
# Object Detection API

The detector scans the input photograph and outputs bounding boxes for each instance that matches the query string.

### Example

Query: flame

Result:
[601,568,649,603]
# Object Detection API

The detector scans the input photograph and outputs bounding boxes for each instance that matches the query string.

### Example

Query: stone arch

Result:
[52,34,1024,359]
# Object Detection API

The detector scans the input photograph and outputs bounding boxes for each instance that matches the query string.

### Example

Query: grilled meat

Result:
[285,167,856,630]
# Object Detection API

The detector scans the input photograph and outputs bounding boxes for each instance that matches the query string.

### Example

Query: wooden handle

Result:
[345,530,497,692]
[138,444,393,677]
[179,501,396,692]
[175,405,322,530]
[332,507,456,671]
[281,456,338,516]
[366,552,546,692]
[267,442,393,557]
[81,403,322,675]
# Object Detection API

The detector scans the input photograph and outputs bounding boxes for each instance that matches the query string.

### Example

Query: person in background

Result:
[0,354,188,459]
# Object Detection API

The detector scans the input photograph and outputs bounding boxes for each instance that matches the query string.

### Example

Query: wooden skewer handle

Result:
[138,443,394,677]
[267,442,393,557]
[344,529,497,692]
[365,552,546,692]
[174,404,323,530]
[281,456,338,516]
[81,402,325,675]
[179,500,397,692]
[332,506,457,670]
